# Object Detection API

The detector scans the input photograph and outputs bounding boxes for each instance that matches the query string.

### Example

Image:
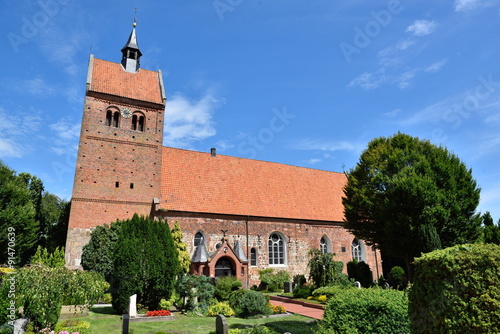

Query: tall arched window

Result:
[131,113,145,131]
[112,111,120,127]
[250,248,257,266]
[105,110,112,126]
[194,231,204,248]
[320,236,330,254]
[268,233,285,265]
[352,239,365,262]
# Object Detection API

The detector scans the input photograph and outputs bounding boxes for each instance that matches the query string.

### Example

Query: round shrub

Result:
[215,276,240,301]
[292,285,312,299]
[318,288,410,334]
[409,244,500,333]
[206,302,235,317]
[389,266,405,288]
[229,289,270,318]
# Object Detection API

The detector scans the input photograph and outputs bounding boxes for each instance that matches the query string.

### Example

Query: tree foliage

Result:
[0,161,69,266]
[111,215,181,314]
[343,133,481,274]
[82,222,121,281]
[170,220,191,274]
[409,244,500,333]
[31,246,65,268]
[480,211,500,244]
[308,249,349,288]
[16,265,108,330]
[176,274,215,312]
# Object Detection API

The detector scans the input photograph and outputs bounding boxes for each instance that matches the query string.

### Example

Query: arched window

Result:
[320,236,330,254]
[268,233,285,265]
[352,239,365,262]
[105,110,112,126]
[250,248,257,266]
[131,113,145,131]
[112,111,120,127]
[194,231,204,248]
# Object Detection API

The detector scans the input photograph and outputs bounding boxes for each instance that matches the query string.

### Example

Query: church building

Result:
[65,24,381,286]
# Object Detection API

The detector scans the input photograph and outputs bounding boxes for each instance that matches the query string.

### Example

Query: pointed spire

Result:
[234,240,248,262]
[192,241,209,263]
[121,10,142,73]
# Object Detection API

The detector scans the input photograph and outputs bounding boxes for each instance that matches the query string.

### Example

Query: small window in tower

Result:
[138,116,145,131]
[113,111,120,127]
[131,114,138,130]
[115,182,119,188]
[130,183,134,189]
[106,110,112,126]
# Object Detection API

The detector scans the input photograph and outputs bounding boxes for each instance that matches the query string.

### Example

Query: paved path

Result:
[269,296,324,320]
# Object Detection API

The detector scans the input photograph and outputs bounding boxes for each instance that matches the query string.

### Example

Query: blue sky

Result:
[2,0,500,220]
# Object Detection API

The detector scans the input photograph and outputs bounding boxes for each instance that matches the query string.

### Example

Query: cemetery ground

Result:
[75,305,318,334]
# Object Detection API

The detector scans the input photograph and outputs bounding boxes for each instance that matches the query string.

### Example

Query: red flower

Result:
[146,310,172,317]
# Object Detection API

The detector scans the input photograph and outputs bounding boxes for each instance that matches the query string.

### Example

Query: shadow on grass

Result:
[90,306,119,315]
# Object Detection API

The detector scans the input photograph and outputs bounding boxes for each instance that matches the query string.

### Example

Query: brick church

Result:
[65,25,381,286]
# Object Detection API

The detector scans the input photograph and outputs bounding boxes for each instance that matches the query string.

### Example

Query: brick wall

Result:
[160,211,382,286]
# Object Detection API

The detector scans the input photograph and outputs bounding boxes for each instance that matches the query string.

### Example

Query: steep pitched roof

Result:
[161,147,347,222]
[88,57,164,105]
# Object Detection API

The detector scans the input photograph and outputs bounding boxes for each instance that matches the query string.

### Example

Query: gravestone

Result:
[129,294,137,317]
[355,281,361,289]
[216,314,228,334]
[13,317,29,334]
[284,281,294,293]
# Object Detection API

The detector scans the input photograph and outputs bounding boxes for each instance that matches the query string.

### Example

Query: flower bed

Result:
[146,310,172,317]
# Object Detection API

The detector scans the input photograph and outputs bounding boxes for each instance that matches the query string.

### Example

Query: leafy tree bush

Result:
[343,133,481,279]
[111,215,180,314]
[206,302,235,317]
[292,285,313,299]
[258,269,290,290]
[347,260,373,288]
[82,221,121,281]
[409,244,500,333]
[312,286,344,299]
[308,249,349,288]
[16,265,108,330]
[293,274,306,286]
[170,221,191,273]
[215,276,241,301]
[30,246,65,268]
[229,289,271,318]
[318,288,410,334]
[389,266,405,289]
[54,320,91,334]
[176,274,215,313]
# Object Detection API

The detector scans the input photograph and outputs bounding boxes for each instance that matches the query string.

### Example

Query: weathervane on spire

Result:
[133,7,138,27]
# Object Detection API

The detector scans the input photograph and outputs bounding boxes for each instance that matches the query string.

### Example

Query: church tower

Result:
[65,24,166,268]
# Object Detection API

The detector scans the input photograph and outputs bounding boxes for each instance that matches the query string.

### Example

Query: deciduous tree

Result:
[343,133,480,278]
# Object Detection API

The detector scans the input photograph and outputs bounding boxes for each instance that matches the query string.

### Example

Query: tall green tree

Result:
[111,215,181,313]
[0,162,39,265]
[481,211,500,244]
[170,220,191,273]
[343,133,481,278]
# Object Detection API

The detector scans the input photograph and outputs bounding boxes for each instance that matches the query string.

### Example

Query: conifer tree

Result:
[171,220,191,273]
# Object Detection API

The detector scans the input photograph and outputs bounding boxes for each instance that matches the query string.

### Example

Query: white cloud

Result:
[383,109,401,117]
[163,91,220,148]
[304,158,322,165]
[398,70,418,89]
[425,59,448,73]
[348,69,387,90]
[50,120,81,141]
[454,0,480,12]
[406,20,437,37]
[0,107,42,158]
[291,138,362,153]
[378,39,415,67]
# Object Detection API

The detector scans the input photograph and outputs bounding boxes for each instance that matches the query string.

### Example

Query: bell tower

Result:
[65,23,167,268]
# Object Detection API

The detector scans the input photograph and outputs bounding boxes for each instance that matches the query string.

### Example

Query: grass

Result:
[70,306,319,334]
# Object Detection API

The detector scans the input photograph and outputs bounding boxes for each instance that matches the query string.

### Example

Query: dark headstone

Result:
[122,314,130,334]
[284,281,294,293]
[216,314,228,334]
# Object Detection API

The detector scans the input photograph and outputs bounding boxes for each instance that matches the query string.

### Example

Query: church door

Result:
[215,258,235,277]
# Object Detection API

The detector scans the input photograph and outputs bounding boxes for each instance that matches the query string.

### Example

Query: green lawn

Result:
[72,306,318,334]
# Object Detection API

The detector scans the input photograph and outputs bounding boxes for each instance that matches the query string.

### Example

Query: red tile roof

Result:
[161,147,347,222]
[89,58,164,105]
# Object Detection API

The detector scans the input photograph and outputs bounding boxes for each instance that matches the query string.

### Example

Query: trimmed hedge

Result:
[409,244,500,333]
[318,288,409,334]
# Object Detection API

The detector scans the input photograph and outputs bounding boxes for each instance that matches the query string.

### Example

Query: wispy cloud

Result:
[0,107,42,158]
[454,0,480,12]
[290,138,362,153]
[163,91,221,148]
[304,158,322,165]
[406,20,437,37]
[425,59,448,73]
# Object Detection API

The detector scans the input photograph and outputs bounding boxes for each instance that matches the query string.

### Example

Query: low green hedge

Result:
[318,288,409,334]
[409,244,500,333]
